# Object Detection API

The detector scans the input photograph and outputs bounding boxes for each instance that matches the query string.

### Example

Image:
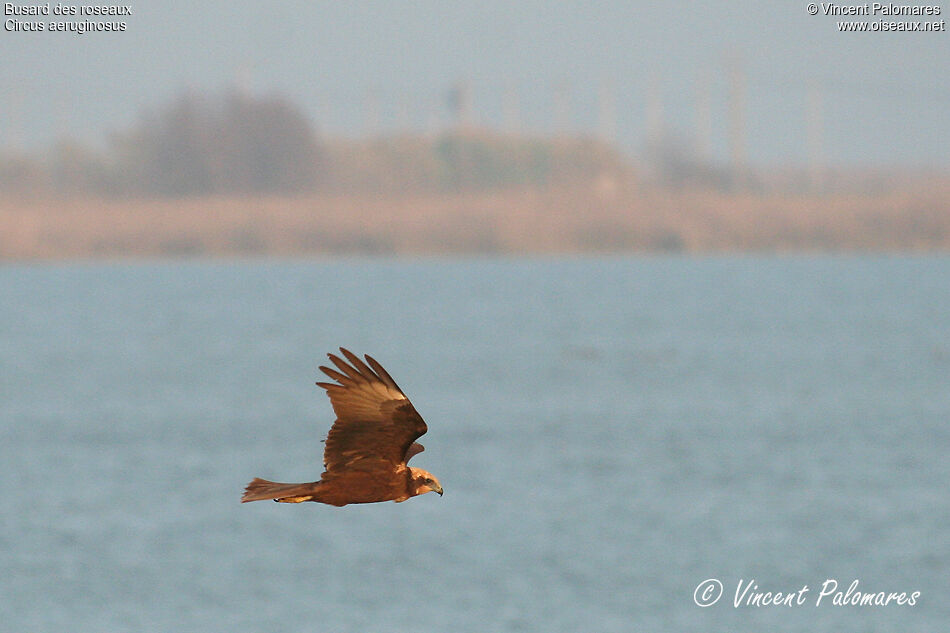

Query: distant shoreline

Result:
[2,182,948,260]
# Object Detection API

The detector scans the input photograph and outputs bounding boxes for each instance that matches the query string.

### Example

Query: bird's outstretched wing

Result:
[316,348,428,473]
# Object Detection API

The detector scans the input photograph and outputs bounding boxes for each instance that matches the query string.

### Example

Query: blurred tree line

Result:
[113,91,322,195]
[0,90,322,197]
[0,89,629,198]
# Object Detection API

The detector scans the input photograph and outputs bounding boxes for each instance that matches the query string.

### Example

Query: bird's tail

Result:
[241,478,318,503]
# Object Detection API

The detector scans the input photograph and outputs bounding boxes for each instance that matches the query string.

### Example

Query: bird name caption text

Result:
[693,578,920,608]
[4,2,131,34]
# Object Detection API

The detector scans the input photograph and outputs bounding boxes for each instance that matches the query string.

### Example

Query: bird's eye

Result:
[424,478,432,484]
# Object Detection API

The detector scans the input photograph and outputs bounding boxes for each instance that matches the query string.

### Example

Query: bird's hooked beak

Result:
[432,483,444,496]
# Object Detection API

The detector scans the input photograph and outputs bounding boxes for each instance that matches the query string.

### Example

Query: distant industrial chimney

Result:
[806,79,825,193]
[597,78,617,144]
[362,88,380,137]
[694,70,713,160]
[645,72,664,146]
[726,54,747,189]
[502,81,522,134]
[551,80,571,136]
[447,81,473,131]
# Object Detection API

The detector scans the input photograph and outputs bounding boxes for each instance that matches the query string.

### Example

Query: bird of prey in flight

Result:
[242,348,443,506]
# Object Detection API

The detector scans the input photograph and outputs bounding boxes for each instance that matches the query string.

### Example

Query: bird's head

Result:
[409,468,443,498]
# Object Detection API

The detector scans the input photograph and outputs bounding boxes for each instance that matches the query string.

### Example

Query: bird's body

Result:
[242,348,443,507]
[244,465,438,506]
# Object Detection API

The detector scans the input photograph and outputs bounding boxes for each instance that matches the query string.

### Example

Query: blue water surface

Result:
[1,256,948,632]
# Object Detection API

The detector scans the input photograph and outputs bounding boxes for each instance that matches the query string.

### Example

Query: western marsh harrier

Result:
[242,348,443,506]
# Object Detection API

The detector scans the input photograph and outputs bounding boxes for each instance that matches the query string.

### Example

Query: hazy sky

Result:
[2,1,948,166]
